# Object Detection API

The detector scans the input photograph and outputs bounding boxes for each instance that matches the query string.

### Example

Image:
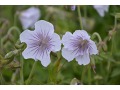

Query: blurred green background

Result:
[0,5,120,85]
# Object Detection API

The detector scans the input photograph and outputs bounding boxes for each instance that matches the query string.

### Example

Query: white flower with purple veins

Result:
[19,7,40,29]
[93,5,109,17]
[20,20,61,67]
[62,30,98,65]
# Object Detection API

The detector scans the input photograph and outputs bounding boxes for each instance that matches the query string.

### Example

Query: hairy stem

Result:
[26,61,37,85]
[77,5,83,30]
[20,53,24,84]
[92,32,102,42]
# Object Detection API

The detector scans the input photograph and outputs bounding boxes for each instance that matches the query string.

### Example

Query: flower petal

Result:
[88,40,98,55]
[73,30,90,40]
[62,32,74,49]
[22,45,39,60]
[96,9,105,17]
[51,33,61,52]
[93,5,109,17]
[20,30,39,44]
[35,20,54,36]
[76,54,90,65]
[62,48,76,62]
[40,54,51,67]
[104,5,109,12]
[19,17,33,29]
[19,7,40,29]
[35,49,51,67]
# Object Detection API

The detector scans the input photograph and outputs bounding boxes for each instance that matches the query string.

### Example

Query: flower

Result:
[62,30,98,65]
[93,5,109,17]
[20,20,61,67]
[71,5,76,11]
[19,7,40,29]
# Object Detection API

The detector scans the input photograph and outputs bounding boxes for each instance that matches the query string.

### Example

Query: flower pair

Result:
[20,20,98,67]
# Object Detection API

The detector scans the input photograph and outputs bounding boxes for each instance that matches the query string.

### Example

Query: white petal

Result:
[19,17,33,29]
[62,32,73,49]
[96,9,105,17]
[35,49,51,67]
[104,5,109,12]
[62,48,76,62]
[88,40,98,55]
[20,30,39,44]
[40,54,51,67]
[22,45,39,60]
[35,20,54,36]
[51,33,61,52]
[19,7,40,29]
[76,54,90,65]
[73,30,90,40]
[93,5,109,17]
[22,45,51,67]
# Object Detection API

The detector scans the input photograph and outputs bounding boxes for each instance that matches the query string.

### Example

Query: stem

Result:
[26,61,37,85]
[81,66,88,83]
[88,65,91,84]
[77,5,83,30]
[92,32,102,42]
[114,16,117,30]
[20,53,24,84]
[13,12,17,26]
[8,26,21,35]
[0,71,3,84]
[11,69,19,84]
[57,60,66,73]
[84,5,87,19]
[0,70,5,84]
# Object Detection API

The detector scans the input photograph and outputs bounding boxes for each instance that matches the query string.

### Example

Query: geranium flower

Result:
[71,5,76,11]
[20,20,61,67]
[93,5,109,17]
[62,30,98,65]
[19,7,40,29]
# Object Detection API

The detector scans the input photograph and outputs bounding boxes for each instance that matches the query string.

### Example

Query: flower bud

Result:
[98,41,107,52]
[91,57,96,74]
[5,49,21,59]
[7,60,20,70]
[15,41,25,49]
[70,78,82,85]
[108,29,116,40]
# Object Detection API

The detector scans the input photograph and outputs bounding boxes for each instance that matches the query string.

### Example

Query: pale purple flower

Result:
[19,7,40,29]
[62,30,98,65]
[20,20,61,67]
[93,5,109,17]
[71,5,76,11]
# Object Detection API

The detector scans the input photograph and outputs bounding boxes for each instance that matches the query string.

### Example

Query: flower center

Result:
[78,38,88,51]
[39,37,49,47]
[37,35,52,52]
[41,39,48,45]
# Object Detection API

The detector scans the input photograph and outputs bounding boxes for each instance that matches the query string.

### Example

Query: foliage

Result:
[0,5,120,85]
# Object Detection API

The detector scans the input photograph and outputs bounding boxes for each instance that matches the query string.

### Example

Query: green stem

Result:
[114,16,117,30]
[13,12,18,26]
[81,66,88,83]
[0,70,4,84]
[11,69,19,84]
[88,65,91,85]
[84,5,87,19]
[92,32,102,42]
[20,53,24,84]
[8,26,21,35]
[77,5,83,30]
[26,61,37,85]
